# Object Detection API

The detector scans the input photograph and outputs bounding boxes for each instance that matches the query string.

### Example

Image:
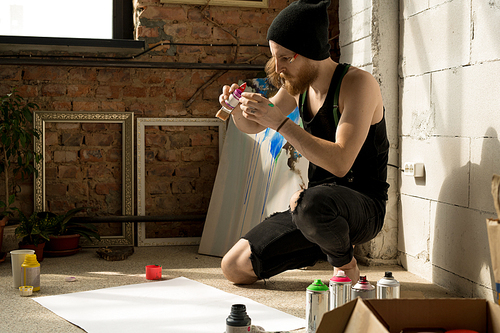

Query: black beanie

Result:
[267,0,331,61]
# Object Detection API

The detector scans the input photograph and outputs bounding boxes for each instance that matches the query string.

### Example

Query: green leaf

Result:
[8,194,15,205]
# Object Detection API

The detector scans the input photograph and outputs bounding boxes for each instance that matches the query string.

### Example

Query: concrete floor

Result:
[0,245,458,333]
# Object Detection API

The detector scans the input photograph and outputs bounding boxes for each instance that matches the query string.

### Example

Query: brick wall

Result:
[0,0,339,241]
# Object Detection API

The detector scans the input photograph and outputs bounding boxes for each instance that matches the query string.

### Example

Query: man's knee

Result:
[221,239,258,285]
[289,189,304,212]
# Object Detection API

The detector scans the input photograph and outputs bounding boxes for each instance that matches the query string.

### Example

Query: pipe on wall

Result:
[7,215,206,225]
[0,58,265,71]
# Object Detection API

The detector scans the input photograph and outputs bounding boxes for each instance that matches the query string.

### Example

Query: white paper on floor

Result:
[34,276,305,333]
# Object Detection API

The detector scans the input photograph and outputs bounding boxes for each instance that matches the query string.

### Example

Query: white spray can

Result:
[377,271,400,299]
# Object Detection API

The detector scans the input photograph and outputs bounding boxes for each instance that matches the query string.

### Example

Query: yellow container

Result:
[21,254,40,291]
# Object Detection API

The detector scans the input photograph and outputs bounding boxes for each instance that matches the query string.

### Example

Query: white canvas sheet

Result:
[34,277,305,333]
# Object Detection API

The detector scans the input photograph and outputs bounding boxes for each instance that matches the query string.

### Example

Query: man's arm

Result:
[239,69,383,178]
[280,69,383,177]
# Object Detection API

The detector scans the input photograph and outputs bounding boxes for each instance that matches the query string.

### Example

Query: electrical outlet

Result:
[404,162,415,176]
[404,162,424,177]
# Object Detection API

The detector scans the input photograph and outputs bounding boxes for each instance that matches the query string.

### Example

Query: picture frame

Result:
[136,117,225,246]
[33,111,134,247]
[160,0,268,8]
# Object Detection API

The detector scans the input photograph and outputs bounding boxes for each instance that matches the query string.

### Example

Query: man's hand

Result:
[239,92,288,132]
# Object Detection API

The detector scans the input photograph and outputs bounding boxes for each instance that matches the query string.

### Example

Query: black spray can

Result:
[377,271,400,299]
[226,304,251,333]
[351,276,375,299]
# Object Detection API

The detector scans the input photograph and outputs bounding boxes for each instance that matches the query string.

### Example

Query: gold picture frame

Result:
[160,0,268,8]
[136,117,225,246]
[33,111,134,247]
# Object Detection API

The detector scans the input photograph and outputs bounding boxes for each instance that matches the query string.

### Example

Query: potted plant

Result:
[45,207,100,256]
[0,88,42,262]
[14,209,57,262]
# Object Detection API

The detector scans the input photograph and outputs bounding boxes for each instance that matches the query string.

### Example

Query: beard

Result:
[265,56,319,96]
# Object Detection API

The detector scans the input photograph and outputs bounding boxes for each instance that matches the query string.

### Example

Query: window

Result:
[0,0,133,40]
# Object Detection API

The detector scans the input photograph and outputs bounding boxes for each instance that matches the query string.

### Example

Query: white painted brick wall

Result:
[400,136,470,206]
[470,137,500,213]
[430,202,494,297]
[401,0,429,18]
[340,7,372,44]
[399,0,500,300]
[339,0,372,21]
[400,74,432,138]
[339,36,373,67]
[399,195,431,259]
[431,62,500,138]
[401,0,471,77]
[471,1,500,63]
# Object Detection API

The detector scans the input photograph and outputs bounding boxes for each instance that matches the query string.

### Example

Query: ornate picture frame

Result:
[136,117,225,246]
[33,111,134,247]
[159,0,268,8]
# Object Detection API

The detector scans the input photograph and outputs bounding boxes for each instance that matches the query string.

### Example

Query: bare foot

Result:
[334,257,360,286]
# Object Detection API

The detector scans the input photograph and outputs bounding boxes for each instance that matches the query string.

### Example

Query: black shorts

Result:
[243,184,386,279]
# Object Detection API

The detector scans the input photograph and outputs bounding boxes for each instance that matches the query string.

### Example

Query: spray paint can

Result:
[21,254,40,292]
[377,271,400,299]
[226,304,251,333]
[329,270,352,309]
[351,276,375,300]
[216,82,247,121]
[306,279,329,333]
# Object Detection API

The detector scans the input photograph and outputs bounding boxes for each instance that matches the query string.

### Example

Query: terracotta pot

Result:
[46,234,81,252]
[19,242,45,262]
[0,215,7,263]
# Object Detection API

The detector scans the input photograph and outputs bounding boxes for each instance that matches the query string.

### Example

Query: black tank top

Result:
[299,63,390,201]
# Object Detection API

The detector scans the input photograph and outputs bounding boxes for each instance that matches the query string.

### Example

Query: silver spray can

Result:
[351,276,375,300]
[377,271,400,299]
[306,279,329,333]
[329,270,351,310]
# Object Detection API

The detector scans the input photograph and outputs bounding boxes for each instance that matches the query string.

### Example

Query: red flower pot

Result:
[45,234,81,257]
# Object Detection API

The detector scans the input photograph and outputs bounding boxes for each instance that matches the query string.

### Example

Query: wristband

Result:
[276,117,290,133]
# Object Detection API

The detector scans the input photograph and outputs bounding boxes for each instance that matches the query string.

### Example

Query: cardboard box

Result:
[317,298,500,333]
[487,175,500,303]
[487,218,500,303]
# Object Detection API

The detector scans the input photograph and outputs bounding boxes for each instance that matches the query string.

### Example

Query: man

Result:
[219,0,389,285]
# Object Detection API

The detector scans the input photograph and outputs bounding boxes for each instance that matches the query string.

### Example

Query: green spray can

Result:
[306,279,329,333]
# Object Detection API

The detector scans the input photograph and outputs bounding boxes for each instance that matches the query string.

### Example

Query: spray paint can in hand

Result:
[216,82,247,121]
[377,271,400,299]
[226,304,251,333]
[351,276,375,300]
[329,270,351,310]
[306,279,329,333]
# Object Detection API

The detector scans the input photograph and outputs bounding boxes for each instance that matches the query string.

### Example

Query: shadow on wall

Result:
[432,127,499,299]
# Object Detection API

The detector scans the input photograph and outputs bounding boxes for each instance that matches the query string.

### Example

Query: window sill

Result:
[0,36,145,55]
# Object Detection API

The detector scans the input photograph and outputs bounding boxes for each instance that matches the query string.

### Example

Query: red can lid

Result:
[330,270,352,283]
